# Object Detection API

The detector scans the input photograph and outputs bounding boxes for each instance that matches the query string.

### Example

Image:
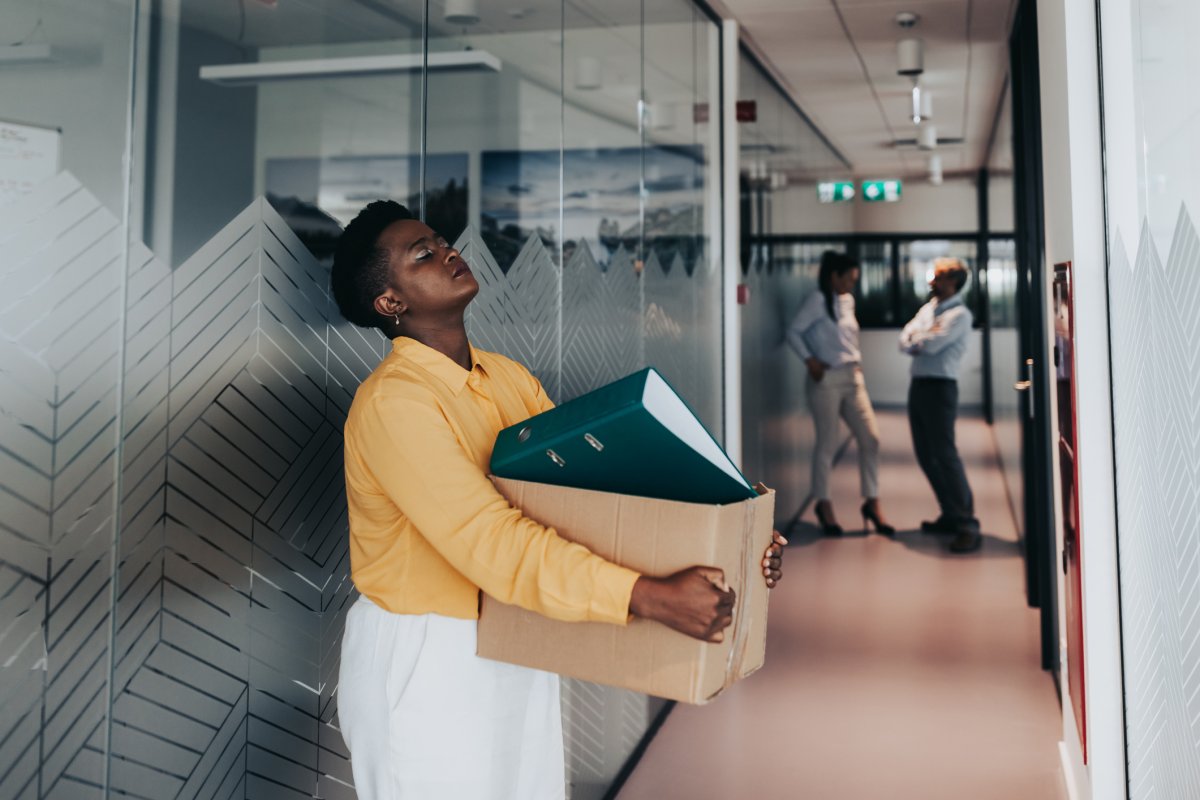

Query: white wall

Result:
[772,176,981,236]
[853,177,978,234]
[1094,0,1200,798]
[772,182,855,233]
[859,330,985,408]
[1037,0,1124,797]
[988,174,1015,232]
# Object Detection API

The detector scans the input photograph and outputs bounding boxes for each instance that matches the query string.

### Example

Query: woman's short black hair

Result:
[330,200,415,329]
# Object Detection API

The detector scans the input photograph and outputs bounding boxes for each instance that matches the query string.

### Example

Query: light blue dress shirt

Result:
[899,293,973,379]
[786,291,861,369]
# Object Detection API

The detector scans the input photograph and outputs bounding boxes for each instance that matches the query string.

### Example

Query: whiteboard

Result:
[0,120,61,206]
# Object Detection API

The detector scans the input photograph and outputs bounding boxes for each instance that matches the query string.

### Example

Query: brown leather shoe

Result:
[948,530,982,553]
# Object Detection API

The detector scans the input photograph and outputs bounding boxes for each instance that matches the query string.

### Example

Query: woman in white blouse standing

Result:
[787,250,893,536]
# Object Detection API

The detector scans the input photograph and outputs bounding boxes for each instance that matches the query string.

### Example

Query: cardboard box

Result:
[477,477,775,704]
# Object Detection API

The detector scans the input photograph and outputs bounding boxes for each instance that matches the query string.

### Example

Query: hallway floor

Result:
[617,410,1066,800]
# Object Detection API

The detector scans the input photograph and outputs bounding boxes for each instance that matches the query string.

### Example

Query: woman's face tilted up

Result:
[372,219,479,325]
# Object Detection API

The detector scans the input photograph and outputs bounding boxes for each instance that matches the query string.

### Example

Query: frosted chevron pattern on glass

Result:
[562,244,643,401]
[642,250,721,435]
[109,196,379,800]
[1112,208,1200,798]
[1,179,718,799]
[740,250,824,525]
[0,172,124,800]
[0,176,384,799]
[459,227,721,798]
[462,227,562,401]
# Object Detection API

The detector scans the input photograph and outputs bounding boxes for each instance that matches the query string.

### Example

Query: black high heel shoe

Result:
[861,502,896,536]
[815,503,843,536]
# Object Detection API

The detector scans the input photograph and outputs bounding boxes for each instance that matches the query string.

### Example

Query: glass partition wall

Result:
[735,50,850,532]
[0,2,722,799]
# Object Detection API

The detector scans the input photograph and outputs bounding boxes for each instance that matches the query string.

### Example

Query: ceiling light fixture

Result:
[444,0,480,26]
[928,154,944,185]
[199,51,501,85]
[897,38,924,77]
[918,121,938,150]
[911,84,922,124]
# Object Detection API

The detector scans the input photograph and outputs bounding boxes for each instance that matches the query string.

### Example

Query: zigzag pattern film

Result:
[108,197,381,800]
[1112,208,1200,798]
[0,178,384,799]
[641,247,722,434]
[643,252,695,407]
[0,172,125,799]
[739,246,821,521]
[458,229,721,798]
[562,243,643,401]
[740,257,770,487]
[461,226,561,401]
[1,176,720,798]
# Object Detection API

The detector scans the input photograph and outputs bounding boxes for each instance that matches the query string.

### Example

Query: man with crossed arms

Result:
[899,257,981,554]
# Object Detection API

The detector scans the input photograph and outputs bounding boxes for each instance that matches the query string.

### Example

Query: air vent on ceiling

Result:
[891,137,964,149]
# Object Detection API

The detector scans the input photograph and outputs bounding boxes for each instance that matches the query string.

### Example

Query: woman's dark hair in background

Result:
[818,250,858,321]
[330,200,415,329]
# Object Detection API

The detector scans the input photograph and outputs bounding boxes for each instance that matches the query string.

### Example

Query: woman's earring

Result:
[393,313,400,326]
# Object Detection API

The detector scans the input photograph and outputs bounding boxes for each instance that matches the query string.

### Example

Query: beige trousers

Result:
[807,367,880,501]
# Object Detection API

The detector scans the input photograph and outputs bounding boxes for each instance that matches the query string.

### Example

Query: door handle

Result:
[1020,358,1035,420]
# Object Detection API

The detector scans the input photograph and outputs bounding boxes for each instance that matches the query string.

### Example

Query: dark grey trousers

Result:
[908,378,978,530]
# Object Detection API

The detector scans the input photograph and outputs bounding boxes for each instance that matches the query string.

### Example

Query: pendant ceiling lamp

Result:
[444,0,480,26]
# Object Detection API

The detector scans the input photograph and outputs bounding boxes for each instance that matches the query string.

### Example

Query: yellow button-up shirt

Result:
[344,336,640,625]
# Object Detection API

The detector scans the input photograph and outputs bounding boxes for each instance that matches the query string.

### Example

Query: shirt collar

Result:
[391,336,486,395]
[933,293,964,313]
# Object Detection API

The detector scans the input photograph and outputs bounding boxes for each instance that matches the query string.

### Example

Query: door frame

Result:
[1010,0,1060,676]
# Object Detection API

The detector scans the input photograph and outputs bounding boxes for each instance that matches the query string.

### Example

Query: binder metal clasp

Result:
[583,433,604,452]
[546,449,566,467]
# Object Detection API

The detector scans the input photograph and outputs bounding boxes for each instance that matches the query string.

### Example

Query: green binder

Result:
[490,368,756,505]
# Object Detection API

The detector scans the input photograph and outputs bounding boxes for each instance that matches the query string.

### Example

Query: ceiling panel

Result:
[726,0,1014,178]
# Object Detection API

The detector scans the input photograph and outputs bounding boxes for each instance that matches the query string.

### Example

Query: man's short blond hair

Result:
[933,257,968,292]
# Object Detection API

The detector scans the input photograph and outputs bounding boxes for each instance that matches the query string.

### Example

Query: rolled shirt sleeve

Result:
[785,294,822,362]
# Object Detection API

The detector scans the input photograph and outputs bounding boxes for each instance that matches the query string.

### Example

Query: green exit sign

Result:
[862,179,902,202]
[817,181,855,203]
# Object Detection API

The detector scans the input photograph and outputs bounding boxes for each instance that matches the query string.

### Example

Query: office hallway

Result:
[617,409,1066,800]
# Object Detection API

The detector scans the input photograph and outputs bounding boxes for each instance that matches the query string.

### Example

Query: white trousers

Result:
[337,595,565,800]
[807,367,881,501]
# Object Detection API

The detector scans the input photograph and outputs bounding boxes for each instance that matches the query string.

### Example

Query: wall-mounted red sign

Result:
[1054,260,1086,763]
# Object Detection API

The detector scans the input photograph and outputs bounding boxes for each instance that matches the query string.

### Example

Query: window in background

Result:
[987,238,1018,328]
[773,241,842,285]
[854,240,896,327]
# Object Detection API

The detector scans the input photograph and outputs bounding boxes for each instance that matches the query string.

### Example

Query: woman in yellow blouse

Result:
[330,201,784,800]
